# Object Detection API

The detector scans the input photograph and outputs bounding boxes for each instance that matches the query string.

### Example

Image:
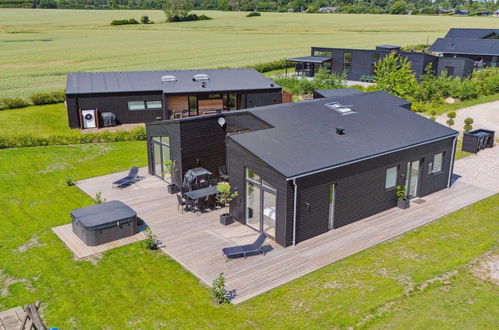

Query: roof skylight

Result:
[161,75,177,82]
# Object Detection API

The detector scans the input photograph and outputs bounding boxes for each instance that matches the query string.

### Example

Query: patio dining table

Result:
[183,185,219,200]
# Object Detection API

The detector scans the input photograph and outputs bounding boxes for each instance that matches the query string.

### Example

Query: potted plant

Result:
[396,185,410,209]
[216,182,238,225]
[163,160,179,194]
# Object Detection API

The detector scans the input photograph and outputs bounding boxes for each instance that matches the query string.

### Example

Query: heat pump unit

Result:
[82,109,97,129]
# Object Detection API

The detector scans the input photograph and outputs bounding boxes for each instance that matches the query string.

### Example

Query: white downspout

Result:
[292,178,298,246]
[447,135,458,188]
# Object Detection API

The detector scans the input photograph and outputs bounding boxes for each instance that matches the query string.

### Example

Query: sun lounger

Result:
[112,167,139,189]
[221,233,267,261]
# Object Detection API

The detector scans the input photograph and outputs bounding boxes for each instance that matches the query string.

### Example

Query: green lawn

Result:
[0,103,75,137]
[0,142,497,328]
[0,9,496,98]
[425,93,499,116]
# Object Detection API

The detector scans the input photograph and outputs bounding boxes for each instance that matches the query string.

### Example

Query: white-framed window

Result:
[385,166,397,189]
[146,100,162,109]
[431,153,443,174]
[128,101,146,111]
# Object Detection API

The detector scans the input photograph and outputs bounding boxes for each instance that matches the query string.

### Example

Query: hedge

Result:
[30,91,66,105]
[0,97,30,110]
[249,59,294,73]
[0,126,146,149]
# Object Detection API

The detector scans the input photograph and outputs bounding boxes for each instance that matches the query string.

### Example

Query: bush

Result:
[450,78,480,100]
[250,59,294,73]
[374,52,417,100]
[0,126,146,149]
[0,97,30,110]
[140,16,152,24]
[411,102,429,113]
[464,117,473,132]
[211,273,230,304]
[110,18,139,26]
[246,12,261,17]
[30,91,65,105]
[167,13,212,22]
[272,68,346,95]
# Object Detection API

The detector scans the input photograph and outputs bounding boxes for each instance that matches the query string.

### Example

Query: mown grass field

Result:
[0,142,497,328]
[0,9,497,98]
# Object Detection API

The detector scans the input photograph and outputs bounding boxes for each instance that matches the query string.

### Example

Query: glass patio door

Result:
[405,160,421,199]
[245,169,277,239]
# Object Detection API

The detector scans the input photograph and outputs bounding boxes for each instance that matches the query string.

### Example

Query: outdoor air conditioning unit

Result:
[81,109,97,129]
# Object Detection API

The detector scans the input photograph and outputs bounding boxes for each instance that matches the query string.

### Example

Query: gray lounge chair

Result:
[112,167,139,189]
[222,233,267,261]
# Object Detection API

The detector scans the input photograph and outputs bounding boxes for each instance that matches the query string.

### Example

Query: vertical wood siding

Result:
[294,137,456,244]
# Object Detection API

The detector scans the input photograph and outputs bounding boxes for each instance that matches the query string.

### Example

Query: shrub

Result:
[216,182,238,208]
[66,175,74,186]
[396,185,407,201]
[110,19,139,26]
[429,110,437,121]
[464,117,474,132]
[211,273,230,304]
[140,16,152,24]
[246,12,261,17]
[410,102,428,113]
[0,97,30,110]
[143,228,159,250]
[95,192,106,204]
[30,91,65,105]
[450,78,480,100]
[250,59,294,73]
[0,126,146,149]
[167,13,212,22]
[272,68,346,95]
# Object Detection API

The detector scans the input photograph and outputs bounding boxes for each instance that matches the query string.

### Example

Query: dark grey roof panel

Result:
[286,56,332,63]
[66,68,280,95]
[314,88,363,98]
[428,38,499,56]
[444,28,499,39]
[229,91,457,178]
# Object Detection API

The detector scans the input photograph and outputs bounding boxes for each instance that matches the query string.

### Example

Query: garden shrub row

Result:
[272,68,346,95]
[249,59,294,73]
[0,90,65,110]
[0,126,146,149]
[167,14,212,22]
[110,18,139,26]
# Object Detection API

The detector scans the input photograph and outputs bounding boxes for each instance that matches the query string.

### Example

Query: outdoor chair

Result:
[207,194,217,210]
[219,166,229,181]
[191,183,201,191]
[221,233,267,261]
[210,178,219,186]
[180,185,190,193]
[112,167,139,189]
[176,194,187,213]
[200,180,210,188]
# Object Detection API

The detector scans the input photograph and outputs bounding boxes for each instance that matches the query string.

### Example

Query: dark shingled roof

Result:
[66,68,280,95]
[444,28,499,39]
[228,91,457,179]
[286,56,332,63]
[428,38,499,56]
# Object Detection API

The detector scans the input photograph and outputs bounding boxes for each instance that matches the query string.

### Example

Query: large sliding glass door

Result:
[151,136,171,181]
[245,168,277,239]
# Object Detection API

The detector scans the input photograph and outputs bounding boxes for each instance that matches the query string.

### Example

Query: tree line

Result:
[1,0,498,14]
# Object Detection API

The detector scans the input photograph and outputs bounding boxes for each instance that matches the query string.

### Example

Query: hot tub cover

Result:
[70,200,137,231]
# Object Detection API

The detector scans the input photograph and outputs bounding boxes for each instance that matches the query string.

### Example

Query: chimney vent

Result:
[336,127,345,135]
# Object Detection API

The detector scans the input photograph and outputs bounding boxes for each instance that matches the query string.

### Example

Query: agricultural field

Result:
[0,142,497,328]
[0,9,497,98]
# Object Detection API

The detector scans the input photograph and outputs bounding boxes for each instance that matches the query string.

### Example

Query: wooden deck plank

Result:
[72,160,498,304]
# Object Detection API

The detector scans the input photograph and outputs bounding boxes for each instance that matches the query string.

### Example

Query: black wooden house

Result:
[146,91,458,247]
[65,68,282,129]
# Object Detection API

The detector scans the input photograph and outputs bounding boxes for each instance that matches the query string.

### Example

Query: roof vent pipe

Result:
[336,127,345,135]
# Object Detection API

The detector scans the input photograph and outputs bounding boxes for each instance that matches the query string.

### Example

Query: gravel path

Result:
[454,146,499,190]
[436,100,499,134]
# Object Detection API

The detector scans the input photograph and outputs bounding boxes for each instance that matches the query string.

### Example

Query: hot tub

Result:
[71,201,138,246]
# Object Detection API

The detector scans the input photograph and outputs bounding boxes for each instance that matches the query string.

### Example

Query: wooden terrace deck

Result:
[71,154,497,304]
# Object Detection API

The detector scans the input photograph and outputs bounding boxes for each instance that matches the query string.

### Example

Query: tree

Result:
[389,0,408,14]
[446,111,456,127]
[163,0,194,20]
[374,51,418,100]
